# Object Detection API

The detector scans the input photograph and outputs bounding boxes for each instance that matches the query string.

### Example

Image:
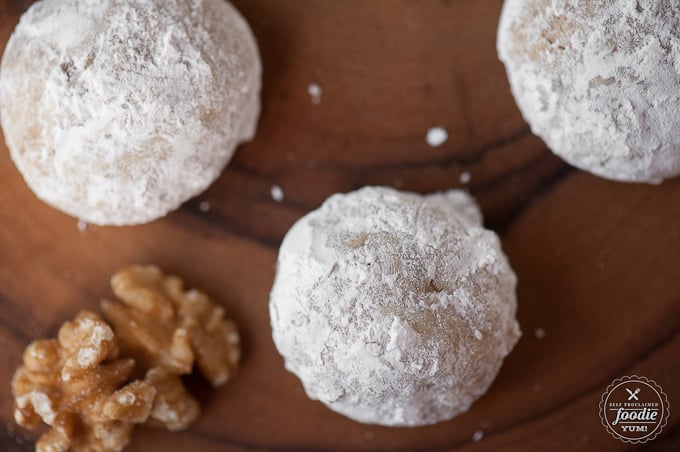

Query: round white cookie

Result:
[269,187,520,427]
[0,0,261,225]
[498,0,680,183]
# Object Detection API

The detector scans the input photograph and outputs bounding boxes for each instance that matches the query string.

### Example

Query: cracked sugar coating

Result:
[498,0,680,183]
[269,187,521,427]
[0,0,261,225]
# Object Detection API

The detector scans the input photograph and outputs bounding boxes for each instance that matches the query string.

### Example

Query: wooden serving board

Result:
[0,1,678,450]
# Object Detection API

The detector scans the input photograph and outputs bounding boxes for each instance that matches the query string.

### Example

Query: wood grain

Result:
[0,1,678,451]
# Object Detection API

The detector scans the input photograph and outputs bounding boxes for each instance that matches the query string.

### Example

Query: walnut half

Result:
[102,265,241,387]
[12,311,156,452]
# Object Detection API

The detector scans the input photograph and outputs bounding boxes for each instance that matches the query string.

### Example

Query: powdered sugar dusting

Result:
[426,127,448,147]
[77,347,97,367]
[117,393,136,405]
[498,0,680,183]
[0,0,262,225]
[270,185,284,202]
[270,186,520,426]
[90,323,114,345]
[17,391,56,425]
[308,83,322,104]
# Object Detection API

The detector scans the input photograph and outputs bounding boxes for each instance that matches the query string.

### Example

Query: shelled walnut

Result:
[11,266,241,451]
[102,265,241,387]
[143,367,200,431]
[12,311,157,452]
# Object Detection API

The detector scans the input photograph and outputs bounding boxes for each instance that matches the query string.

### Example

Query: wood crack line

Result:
[231,126,532,177]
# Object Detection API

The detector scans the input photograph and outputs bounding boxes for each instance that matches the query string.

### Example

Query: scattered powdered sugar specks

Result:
[308,83,322,104]
[270,185,284,202]
[534,327,546,339]
[473,430,485,442]
[426,127,448,147]
[199,201,211,212]
[459,171,471,184]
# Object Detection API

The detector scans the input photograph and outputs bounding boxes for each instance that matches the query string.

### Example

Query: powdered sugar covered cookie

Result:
[498,0,680,183]
[269,187,520,426]
[0,0,261,224]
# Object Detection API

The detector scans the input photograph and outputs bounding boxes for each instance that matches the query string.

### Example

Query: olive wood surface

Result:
[0,1,677,451]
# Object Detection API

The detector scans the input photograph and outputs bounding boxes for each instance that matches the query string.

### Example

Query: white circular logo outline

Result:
[599,375,670,444]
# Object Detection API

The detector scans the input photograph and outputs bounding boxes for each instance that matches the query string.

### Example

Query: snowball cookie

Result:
[269,187,521,427]
[0,0,261,225]
[498,0,680,184]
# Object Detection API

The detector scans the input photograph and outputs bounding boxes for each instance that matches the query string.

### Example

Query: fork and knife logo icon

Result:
[626,387,640,401]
